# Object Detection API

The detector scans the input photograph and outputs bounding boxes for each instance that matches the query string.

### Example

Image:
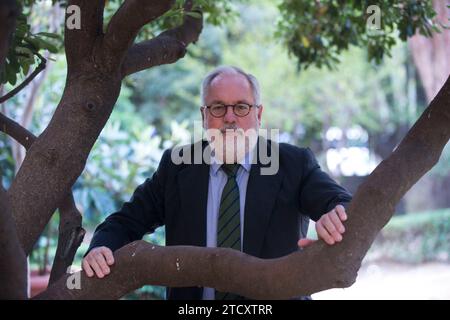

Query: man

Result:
[83,66,352,300]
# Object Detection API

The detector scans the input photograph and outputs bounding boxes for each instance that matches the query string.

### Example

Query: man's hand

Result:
[82,246,115,278]
[298,204,347,248]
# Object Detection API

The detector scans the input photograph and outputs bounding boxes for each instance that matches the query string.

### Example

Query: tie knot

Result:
[221,164,239,178]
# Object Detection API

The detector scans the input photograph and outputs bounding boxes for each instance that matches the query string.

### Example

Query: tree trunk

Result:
[0,0,28,300]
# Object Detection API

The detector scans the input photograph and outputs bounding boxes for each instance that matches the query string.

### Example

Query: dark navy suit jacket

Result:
[87,137,352,299]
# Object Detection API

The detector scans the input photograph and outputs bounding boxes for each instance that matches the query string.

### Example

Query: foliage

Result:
[307,208,450,264]
[367,208,450,264]
[129,58,212,141]
[3,1,441,86]
[1,0,63,85]
[276,0,439,70]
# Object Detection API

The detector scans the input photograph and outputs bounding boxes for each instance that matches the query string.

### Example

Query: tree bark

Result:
[0,183,27,299]
[0,110,86,287]
[104,0,175,65]
[38,75,450,299]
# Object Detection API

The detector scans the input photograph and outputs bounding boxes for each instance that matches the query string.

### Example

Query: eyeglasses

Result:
[203,103,259,118]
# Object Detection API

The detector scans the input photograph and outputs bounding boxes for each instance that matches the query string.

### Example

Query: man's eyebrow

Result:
[236,99,252,104]
[208,99,253,105]
[209,100,225,105]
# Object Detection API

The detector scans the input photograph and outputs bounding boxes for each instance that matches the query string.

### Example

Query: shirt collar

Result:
[210,148,254,176]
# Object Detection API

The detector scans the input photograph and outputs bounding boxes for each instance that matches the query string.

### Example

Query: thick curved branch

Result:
[37,240,349,300]
[38,76,450,300]
[121,4,203,77]
[103,0,174,62]
[0,55,46,103]
[64,1,105,69]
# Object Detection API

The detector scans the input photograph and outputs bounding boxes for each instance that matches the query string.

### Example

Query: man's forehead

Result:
[210,72,251,88]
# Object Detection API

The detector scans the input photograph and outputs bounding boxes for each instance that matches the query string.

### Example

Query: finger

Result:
[101,248,115,266]
[335,205,347,221]
[88,257,105,278]
[82,259,94,277]
[321,214,342,242]
[316,221,335,245]
[328,210,345,233]
[94,252,110,275]
[298,238,316,248]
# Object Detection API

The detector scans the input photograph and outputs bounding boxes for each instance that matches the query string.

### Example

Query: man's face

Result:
[201,73,263,163]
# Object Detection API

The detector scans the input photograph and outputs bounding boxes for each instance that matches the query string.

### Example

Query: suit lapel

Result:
[243,138,283,257]
[176,140,211,247]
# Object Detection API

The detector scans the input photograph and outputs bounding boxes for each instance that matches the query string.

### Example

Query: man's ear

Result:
[257,105,264,126]
[200,107,206,128]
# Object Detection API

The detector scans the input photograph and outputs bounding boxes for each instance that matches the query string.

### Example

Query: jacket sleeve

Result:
[299,148,352,222]
[86,149,171,254]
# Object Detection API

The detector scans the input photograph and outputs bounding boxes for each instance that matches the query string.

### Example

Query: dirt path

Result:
[312,261,450,300]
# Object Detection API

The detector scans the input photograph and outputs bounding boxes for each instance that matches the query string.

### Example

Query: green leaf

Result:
[25,36,59,54]
[5,62,17,86]
[15,46,34,58]
[22,62,30,76]
[35,32,61,40]
[34,37,59,53]
[185,11,202,19]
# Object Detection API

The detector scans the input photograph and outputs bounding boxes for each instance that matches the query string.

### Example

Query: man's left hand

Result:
[298,204,347,248]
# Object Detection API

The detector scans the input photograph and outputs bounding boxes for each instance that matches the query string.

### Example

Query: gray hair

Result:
[200,65,261,106]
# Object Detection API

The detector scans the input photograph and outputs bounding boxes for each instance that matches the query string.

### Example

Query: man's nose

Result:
[223,106,237,123]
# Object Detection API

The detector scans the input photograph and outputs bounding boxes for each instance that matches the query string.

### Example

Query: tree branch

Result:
[0,111,35,149]
[103,0,174,60]
[37,240,346,300]
[0,54,46,104]
[121,3,203,77]
[38,76,450,299]
[64,0,106,70]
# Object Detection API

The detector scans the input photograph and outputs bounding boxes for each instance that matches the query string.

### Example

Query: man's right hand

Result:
[82,246,115,278]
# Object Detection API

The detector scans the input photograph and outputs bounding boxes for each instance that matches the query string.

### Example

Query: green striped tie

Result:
[215,164,242,300]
